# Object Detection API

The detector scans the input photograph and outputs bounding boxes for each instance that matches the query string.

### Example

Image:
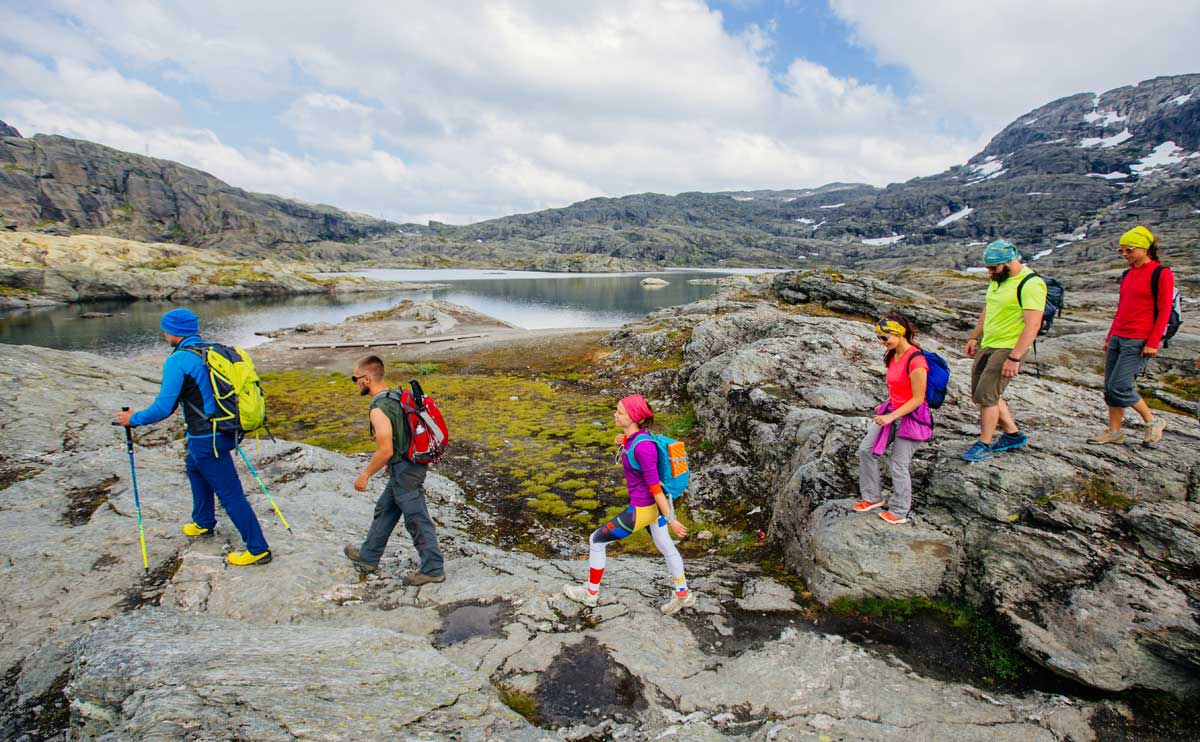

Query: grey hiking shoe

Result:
[1143,417,1166,445]
[1088,429,1125,445]
[564,584,599,607]
[402,571,445,586]
[343,544,377,574]
[660,591,696,615]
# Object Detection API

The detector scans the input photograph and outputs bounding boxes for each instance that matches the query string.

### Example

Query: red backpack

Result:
[385,379,449,465]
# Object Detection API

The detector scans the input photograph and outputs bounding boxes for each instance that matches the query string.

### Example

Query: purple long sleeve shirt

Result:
[622,434,662,507]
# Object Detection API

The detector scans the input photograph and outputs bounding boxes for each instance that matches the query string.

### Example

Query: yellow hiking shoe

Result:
[226,550,272,566]
[182,522,214,538]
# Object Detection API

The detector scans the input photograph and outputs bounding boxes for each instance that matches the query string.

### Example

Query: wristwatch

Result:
[1008,355,1023,362]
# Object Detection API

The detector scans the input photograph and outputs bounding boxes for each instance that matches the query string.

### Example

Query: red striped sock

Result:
[587,568,604,592]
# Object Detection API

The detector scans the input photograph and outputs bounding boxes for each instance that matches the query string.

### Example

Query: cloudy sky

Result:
[2,1,1198,225]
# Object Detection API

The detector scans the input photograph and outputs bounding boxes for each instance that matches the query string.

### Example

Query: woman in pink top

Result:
[564,394,694,614]
[853,314,932,525]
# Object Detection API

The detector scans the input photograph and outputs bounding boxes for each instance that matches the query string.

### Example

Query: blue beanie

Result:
[982,239,1020,265]
[160,308,199,337]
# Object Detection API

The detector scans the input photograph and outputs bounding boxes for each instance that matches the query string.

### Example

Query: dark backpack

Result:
[1122,265,1182,348]
[1017,271,1065,336]
[905,349,951,409]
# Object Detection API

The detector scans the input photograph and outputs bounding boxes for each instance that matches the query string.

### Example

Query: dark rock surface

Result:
[0,120,19,138]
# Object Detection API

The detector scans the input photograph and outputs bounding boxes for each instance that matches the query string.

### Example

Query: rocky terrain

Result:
[0,122,401,259]
[0,232,431,311]
[2,264,1198,739]
[609,271,1200,700]
[1,342,1110,741]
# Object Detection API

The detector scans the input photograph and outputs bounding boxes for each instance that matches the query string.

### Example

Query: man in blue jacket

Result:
[115,308,271,566]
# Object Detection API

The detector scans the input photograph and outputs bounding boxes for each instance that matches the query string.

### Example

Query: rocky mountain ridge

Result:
[0,122,404,259]
[4,73,1199,274]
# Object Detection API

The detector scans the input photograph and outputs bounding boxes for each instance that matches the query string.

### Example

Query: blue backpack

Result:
[624,432,690,499]
[906,349,950,409]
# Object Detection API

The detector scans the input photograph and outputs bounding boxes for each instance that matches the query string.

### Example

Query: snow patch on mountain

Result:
[1083,110,1127,126]
[1131,141,1193,174]
[936,207,974,227]
[1079,128,1133,148]
[861,234,905,246]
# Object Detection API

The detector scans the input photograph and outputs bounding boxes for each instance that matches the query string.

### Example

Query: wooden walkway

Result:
[289,333,487,350]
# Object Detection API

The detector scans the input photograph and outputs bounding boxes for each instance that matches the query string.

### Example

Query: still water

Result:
[0,269,768,357]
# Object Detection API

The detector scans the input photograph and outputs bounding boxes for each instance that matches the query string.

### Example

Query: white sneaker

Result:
[563,584,599,607]
[660,591,697,615]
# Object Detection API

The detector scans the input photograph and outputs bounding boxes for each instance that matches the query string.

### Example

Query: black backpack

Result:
[1017,271,1065,335]
[1121,265,1182,348]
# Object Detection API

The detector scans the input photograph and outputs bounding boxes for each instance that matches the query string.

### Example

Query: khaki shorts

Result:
[971,347,1015,406]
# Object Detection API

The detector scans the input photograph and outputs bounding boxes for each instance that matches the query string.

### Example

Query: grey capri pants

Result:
[1103,335,1150,408]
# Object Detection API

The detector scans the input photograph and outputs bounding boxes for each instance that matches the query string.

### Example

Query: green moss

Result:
[660,404,696,438]
[495,683,539,723]
[138,257,182,270]
[262,364,626,541]
[201,267,274,286]
[1038,473,1136,511]
[0,284,36,296]
[572,498,601,510]
[1160,374,1200,402]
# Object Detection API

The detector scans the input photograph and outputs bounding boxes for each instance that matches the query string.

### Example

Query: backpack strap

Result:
[623,431,655,470]
[1150,265,1165,326]
[1016,270,1040,309]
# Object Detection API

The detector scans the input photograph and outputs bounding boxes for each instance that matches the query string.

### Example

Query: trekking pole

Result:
[235,445,292,534]
[113,408,149,574]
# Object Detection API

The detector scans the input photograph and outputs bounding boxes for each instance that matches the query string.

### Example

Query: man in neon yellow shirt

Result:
[963,240,1046,462]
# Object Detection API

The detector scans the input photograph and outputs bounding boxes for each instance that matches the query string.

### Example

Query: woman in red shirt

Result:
[852,314,932,525]
[1091,226,1173,446]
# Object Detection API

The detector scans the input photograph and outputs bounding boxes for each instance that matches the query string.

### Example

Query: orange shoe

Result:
[853,499,885,513]
[879,511,909,525]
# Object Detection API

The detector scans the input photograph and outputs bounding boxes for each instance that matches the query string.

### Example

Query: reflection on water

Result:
[0,269,769,357]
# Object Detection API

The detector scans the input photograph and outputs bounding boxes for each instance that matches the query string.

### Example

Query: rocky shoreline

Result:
[0,232,439,311]
[2,271,1198,740]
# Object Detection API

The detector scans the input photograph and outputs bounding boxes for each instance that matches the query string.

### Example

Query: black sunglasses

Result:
[350,374,363,383]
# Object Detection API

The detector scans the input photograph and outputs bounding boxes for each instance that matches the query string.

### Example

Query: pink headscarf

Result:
[620,394,654,425]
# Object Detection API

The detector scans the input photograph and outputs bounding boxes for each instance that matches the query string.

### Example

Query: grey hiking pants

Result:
[1103,335,1150,408]
[857,424,921,518]
[359,460,444,576]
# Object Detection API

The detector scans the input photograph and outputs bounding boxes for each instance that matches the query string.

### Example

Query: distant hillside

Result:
[0,122,404,259]
[3,72,1199,272]
[394,73,1199,271]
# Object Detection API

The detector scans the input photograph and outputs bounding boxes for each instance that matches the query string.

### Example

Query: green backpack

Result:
[184,343,267,437]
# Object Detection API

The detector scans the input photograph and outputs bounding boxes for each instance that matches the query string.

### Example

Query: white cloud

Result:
[829,0,1200,128]
[0,54,181,126]
[4,1,994,223]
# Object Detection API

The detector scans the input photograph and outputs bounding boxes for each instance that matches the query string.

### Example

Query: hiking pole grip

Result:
[121,407,133,444]
[409,378,426,409]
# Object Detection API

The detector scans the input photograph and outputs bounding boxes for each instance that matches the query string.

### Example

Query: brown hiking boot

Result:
[343,544,377,574]
[1088,429,1125,445]
[402,571,446,586]
[1143,417,1166,446]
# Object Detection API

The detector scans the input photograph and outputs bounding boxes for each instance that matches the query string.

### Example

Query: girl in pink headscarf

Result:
[564,394,694,614]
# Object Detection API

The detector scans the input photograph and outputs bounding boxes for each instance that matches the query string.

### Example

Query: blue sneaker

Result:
[991,431,1029,452]
[962,441,993,462]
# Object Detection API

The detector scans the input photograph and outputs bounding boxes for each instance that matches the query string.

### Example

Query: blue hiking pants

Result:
[186,432,270,554]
